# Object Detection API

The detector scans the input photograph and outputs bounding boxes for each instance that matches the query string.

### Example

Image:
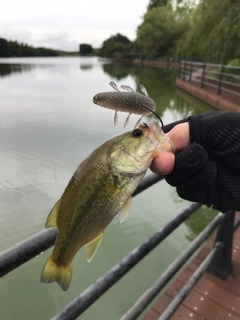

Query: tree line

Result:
[0,38,59,57]
[0,38,97,57]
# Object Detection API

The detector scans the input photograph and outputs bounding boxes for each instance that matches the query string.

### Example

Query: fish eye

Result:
[132,128,143,138]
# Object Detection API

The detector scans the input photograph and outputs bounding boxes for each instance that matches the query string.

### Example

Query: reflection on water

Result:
[0,63,36,77]
[0,57,215,320]
[185,206,218,242]
[176,87,213,113]
[102,62,135,80]
[80,63,93,70]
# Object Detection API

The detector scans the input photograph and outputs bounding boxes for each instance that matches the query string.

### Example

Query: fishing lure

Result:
[93,81,157,128]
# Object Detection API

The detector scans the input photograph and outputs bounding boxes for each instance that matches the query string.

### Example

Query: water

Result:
[0,57,216,320]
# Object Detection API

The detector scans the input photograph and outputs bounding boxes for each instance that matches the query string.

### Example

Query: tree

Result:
[148,0,168,10]
[99,33,133,58]
[79,44,93,56]
[0,38,10,57]
[136,6,190,58]
[175,0,240,63]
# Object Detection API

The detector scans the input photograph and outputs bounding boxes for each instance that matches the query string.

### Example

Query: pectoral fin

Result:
[84,233,104,262]
[118,196,132,224]
[45,199,61,228]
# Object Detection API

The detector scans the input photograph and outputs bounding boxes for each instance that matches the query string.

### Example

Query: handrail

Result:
[0,228,57,277]
[180,68,240,83]
[180,61,240,70]
[1,173,238,320]
[179,61,240,98]
[191,78,240,96]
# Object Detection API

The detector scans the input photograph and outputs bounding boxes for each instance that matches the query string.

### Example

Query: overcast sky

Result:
[1,0,149,51]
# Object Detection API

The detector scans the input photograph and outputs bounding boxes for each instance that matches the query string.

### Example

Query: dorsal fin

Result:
[84,233,104,262]
[45,199,61,228]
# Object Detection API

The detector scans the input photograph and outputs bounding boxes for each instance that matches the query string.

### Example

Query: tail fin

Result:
[40,255,72,291]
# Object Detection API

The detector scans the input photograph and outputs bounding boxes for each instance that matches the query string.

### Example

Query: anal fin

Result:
[84,233,104,262]
[45,199,61,228]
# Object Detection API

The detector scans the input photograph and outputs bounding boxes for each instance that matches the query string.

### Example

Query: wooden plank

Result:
[187,262,240,298]
[232,244,240,265]
[177,267,240,316]
[163,279,240,320]
[232,261,240,277]
[142,309,160,320]
[143,293,203,320]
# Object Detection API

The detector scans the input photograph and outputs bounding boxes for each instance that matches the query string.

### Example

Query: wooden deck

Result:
[143,212,240,320]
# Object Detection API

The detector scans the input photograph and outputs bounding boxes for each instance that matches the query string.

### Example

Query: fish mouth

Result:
[147,121,175,156]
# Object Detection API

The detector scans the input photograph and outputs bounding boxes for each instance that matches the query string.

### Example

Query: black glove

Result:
[163,111,240,212]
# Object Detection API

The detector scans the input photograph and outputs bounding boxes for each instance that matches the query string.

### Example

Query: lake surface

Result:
[0,57,216,320]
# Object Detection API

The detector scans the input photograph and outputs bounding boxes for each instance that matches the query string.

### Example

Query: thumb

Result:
[166,122,190,152]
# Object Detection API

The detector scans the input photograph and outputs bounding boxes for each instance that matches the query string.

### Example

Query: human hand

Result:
[151,111,240,212]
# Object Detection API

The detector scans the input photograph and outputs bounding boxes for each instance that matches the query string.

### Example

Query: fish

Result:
[40,121,175,291]
[93,81,156,128]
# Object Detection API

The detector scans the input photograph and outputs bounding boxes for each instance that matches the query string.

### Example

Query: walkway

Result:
[177,61,240,112]
[143,212,240,320]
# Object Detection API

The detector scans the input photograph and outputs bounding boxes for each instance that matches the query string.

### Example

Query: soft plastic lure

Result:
[93,81,157,128]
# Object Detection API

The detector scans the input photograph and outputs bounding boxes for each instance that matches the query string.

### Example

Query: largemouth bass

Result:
[40,121,175,291]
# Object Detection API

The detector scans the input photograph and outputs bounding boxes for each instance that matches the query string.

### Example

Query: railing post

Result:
[183,61,187,81]
[200,63,206,88]
[189,61,193,83]
[207,210,235,279]
[178,61,183,79]
[217,64,225,95]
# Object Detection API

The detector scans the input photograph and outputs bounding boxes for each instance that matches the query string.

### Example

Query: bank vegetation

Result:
[99,0,240,65]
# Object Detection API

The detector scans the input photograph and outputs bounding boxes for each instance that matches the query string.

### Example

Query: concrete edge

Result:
[176,78,240,112]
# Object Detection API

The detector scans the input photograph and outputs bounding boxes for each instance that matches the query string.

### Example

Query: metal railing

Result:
[179,61,240,99]
[0,173,238,320]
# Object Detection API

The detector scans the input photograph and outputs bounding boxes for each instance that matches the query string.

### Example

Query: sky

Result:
[1,0,149,51]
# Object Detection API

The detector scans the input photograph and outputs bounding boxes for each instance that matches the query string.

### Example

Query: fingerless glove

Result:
[164,111,240,212]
